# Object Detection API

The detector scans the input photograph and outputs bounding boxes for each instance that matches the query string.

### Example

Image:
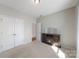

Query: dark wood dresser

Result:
[41,33,61,47]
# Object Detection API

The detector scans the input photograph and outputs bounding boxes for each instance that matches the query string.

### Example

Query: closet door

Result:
[0,16,4,52]
[3,17,15,50]
[0,15,25,52]
[14,18,24,47]
[0,16,14,51]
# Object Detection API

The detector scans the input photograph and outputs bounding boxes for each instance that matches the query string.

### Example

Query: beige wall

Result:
[39,7,76,49]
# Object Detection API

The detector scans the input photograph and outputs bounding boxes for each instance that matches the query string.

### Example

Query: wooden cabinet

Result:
[41,33,60,46]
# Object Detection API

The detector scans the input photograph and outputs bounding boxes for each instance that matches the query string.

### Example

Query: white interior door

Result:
[0,16,4,52]
[14,18,24,47]
[36,23,41,41]
[0,15,25,52]
[32,23,36,37]
[0,16,14,52]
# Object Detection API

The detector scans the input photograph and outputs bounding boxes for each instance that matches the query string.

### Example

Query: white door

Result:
[14,18,24,47]
[0,16,4,52]
[0,16,14,51]
[32,23,36,37]
[0,15,25,52]
[36,23,41,41]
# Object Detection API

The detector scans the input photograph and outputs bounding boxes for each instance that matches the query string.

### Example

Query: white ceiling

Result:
[0,0,78,18]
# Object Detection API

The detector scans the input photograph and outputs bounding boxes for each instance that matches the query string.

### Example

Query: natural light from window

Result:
[51,44,66,58]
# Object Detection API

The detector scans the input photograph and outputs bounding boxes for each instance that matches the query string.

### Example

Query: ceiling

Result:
[0,0,78,18]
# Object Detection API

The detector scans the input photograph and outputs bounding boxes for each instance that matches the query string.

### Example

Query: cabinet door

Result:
[14,18,24,47]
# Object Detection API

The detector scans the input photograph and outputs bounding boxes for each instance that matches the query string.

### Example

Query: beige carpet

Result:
[0,41,59,58]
